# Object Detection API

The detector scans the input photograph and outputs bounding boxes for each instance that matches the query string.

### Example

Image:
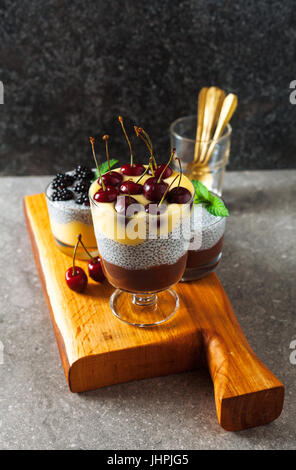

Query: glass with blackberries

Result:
[46,165,99,260]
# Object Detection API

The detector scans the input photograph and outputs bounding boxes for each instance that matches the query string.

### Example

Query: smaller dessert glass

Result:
[46,182,98,260]
[170,115,232,196]
[182,198,226,281]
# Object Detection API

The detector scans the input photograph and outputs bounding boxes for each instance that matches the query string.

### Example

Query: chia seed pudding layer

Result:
[192,204,226,251]
[94,220,192,271]
[46,171,93,226]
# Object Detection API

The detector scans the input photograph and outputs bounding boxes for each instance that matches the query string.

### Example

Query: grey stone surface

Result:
[0,170,295,450]
[1,1,296,175]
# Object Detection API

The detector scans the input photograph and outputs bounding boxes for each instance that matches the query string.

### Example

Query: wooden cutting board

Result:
[24,193,284,431]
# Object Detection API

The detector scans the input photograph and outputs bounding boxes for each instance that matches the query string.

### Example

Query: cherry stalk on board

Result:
[65,236,88,292]
[78,235,105,283]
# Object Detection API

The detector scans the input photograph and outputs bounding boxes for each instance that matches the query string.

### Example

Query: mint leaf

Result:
[192,179,210,202]
[191,179,229,217]
[93,159,119,180]
[206,197,229,217]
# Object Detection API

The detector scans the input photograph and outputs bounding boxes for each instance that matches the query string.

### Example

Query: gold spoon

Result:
[198,87,225,164]
[193,87,208,163]
[203,93,238,166]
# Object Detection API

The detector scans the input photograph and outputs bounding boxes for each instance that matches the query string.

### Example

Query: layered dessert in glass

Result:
[46,167,98,260]
[90,168,193,289]
[89,126,194,326]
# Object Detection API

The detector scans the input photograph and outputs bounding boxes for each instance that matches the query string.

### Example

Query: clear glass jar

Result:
[170,115,232,196]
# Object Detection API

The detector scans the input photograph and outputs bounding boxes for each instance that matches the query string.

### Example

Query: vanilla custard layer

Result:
[50,219,97,246]
[89,167,194,246]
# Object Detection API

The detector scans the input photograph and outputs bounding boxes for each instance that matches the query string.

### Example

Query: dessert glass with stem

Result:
[89,167,194,327]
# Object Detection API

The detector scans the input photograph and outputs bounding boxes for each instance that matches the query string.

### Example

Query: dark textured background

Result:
[1,0,296,175]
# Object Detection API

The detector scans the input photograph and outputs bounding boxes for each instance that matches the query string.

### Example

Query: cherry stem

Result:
[78,234,96,262]
[158,175,178,207]
[148,157,155,177]
[143,129,158,169]
[134,126,157,168]
[72,235,81,276]
[175,156,182,187]
[157,148,175,183]
[136,165,149,183]
[119,116,133,166]
[90,137,106,191]
[102,134,111,172]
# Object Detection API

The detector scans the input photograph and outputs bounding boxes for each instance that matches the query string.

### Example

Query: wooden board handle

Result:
[180,278,284,431]
[203,329,284,431]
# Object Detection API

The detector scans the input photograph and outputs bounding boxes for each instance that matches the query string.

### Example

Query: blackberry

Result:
[74,165,93,180]
[75,193,90,206]
[51,188,74,201]
[52,172,74,188]
[52,179,66,190]
[74,180,90,193]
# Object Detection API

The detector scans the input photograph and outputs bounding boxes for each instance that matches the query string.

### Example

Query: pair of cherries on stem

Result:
[90,127,146,203]
[134,125,173,180]
[118,165,150,195]
[134,126,191,204]
[136,149,175,202]
[65,235,105,293]
[118,151,176,201]
[143,152,191,204]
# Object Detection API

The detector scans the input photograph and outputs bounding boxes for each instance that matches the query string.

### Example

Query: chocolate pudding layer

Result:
[186,235,224,268]
[182,203,226,281]
[102,252,188,293]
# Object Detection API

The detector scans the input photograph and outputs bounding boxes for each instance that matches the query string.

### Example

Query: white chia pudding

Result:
[94,217,192,271]
[46,170,94,226]
[192,204,226,251]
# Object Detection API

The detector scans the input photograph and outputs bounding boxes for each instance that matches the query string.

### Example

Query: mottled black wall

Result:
[1,0,296,175]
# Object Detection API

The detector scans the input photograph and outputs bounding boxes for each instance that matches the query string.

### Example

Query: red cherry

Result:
[144,203,167,216]
[167,186,192,204]
[88,257,105,283]
[119,180,143,195]
[148,164,173,179]
[100,171,123,187]
[145,203,167,228]
[114,195,140,216]
[94,185,118,203]
[143,177,168,202]
[120,163,145,176]
[65,266,88,293]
